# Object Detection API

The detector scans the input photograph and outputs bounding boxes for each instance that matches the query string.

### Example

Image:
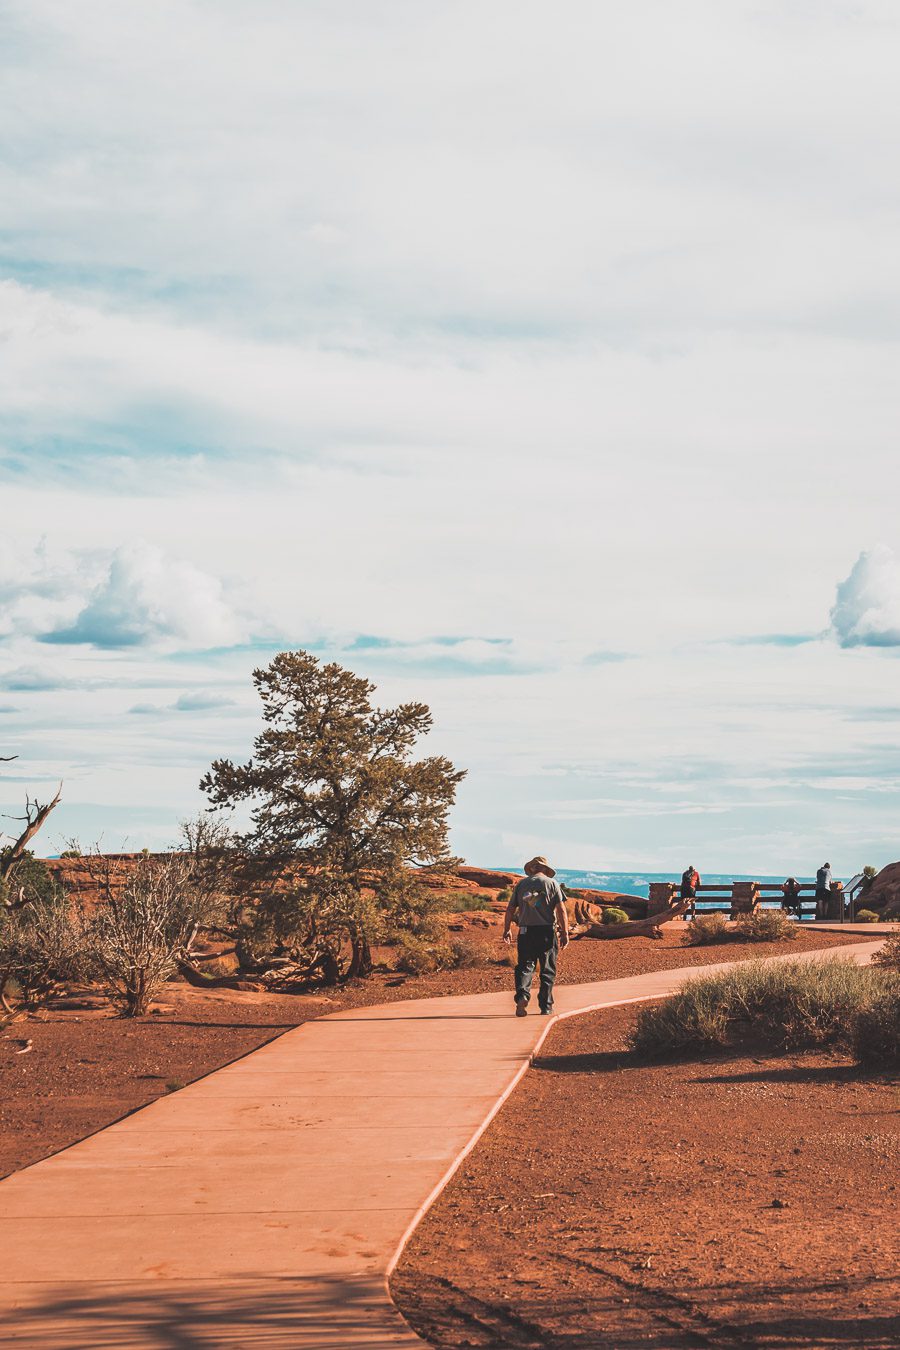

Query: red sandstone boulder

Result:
[864,863,900,919]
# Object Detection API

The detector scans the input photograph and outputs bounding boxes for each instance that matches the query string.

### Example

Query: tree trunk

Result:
[319,950,342,985]
[176,958,248,990]
[347,934,373,979]
[572,898,691,938]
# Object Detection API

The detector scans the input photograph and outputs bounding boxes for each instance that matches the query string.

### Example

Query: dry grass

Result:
[682,909,796,947]
[852,982,900,1067]
[629,958,883,1058]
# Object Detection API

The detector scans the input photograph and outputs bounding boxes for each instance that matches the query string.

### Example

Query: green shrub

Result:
[602,905,630,925]
[733,910,797,943]
[441,890,495,913]
[855,909,880,924]
[852,981,900,1068]
[0,849,61,908]
[630,958,877,1058]
[682,912,730,946]
[872,932,900,971]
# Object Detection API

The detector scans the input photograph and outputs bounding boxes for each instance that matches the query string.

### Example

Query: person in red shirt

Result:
[680,865,701,912]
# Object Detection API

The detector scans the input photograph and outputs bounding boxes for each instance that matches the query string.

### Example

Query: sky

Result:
[2,0,900,875]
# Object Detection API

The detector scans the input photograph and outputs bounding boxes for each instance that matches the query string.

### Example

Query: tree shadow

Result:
[694,1062,872,1086]
[0,1274,416,1349]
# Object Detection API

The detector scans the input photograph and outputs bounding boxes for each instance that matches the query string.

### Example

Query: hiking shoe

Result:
[540,1005,554,1016]
[515,997,528,1017]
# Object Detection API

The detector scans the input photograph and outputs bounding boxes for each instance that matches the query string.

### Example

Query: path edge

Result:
[381,937,888,1339]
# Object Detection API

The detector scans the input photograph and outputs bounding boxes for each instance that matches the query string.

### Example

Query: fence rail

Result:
[647,880,860,922]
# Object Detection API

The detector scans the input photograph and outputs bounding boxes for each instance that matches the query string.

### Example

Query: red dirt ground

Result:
[392,1003,900,1349]
[0,928,871,1185]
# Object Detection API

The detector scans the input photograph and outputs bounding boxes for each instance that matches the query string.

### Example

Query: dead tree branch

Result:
[1,784,63,882]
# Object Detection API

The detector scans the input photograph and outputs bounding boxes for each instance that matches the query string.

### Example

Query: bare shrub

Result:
[733,910,796,943]
[681,912,730,946]
[872,932,900,971]
[89,854,217,1016]
[682,909,796,948]
[0,897,90,1011]
[394,931,489,975]
[446,936,490,969]
[394,932,447,975]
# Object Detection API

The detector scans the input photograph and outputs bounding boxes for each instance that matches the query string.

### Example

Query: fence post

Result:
[731,881,759,918]
[648,882,676,915]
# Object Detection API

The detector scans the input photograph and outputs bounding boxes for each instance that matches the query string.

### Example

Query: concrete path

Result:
[0,939,887,1349]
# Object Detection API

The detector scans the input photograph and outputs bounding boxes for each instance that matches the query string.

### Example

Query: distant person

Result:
[503,856,569,1017]
[680,865,701,913]
[815,862,833,920]
[829,879,845,922]
[781,877,802,917]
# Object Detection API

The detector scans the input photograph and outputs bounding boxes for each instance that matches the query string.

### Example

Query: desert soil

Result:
[392,1002,900,1349]
[0,927,872,1184]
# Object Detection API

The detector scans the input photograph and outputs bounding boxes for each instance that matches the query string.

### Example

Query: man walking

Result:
[503,856,569,1017]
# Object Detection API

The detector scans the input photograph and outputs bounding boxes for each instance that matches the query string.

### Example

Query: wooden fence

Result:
[647,881,852,922]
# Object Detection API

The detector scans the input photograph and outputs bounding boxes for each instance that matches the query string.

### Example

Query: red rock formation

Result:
[862,863,900,918]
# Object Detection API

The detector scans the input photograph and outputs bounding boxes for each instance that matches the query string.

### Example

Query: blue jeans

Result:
[515,927,558,1010]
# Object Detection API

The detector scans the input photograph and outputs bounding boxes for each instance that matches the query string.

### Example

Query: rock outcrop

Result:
[862,863,900,919]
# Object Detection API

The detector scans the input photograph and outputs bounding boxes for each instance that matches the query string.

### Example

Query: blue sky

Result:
[3,1,900,874]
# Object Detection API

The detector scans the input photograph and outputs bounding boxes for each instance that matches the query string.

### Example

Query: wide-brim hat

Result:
[524,855,556,878]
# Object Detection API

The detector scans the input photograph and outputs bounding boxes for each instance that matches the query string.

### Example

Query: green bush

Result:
[0,849,61,908]
[441,890,495,913]
[602,905,630,925]
[629,958,878,1058]
[734,910,797,943]
[855,909,880,924]
[852,981,900,1068]
[682,912,730,946]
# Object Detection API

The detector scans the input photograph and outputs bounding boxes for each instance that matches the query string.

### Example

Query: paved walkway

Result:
[0,938,887,1349]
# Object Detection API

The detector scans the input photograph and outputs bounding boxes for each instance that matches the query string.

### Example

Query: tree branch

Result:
[1,784,62,880]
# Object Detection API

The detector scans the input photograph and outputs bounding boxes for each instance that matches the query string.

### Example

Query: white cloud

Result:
[831,546,900,647]
[0,538,94,639]
[129,690,237,715]
[4,3,900,869]
[46,543,250,650]
[0,665,82,692]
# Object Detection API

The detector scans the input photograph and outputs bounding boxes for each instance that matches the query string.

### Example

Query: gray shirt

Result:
[511,874,565,927]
